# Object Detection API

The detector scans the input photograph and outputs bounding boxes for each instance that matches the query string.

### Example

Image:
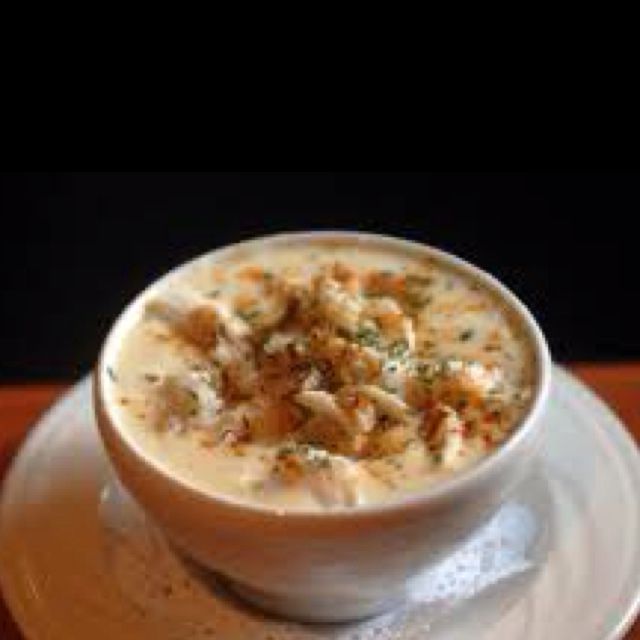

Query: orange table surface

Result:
[1,363,639,639]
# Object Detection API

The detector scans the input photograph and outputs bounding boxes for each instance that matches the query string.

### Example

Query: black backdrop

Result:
[1,172,638,382]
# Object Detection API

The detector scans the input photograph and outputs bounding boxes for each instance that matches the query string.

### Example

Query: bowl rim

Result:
[95,230,552,521]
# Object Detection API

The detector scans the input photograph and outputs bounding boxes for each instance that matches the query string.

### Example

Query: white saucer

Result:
[1,367,640,640]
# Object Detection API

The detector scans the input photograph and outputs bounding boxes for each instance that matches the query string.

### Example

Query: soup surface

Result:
[109,236,535,511]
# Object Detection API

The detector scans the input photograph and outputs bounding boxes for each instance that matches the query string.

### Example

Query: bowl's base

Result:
[220,576,405,624]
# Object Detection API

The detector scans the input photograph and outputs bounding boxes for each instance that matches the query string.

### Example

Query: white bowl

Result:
[94,231,551,623]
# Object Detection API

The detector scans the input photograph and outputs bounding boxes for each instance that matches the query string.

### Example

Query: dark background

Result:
[1,172,637,382]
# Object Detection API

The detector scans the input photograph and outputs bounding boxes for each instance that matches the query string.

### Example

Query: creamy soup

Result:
[108,237,535,511]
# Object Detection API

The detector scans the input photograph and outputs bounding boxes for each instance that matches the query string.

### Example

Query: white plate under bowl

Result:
[1,367,639,639]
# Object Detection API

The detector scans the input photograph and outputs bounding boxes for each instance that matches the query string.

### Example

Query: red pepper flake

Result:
[422,398,436,411]
[483,433,493,447]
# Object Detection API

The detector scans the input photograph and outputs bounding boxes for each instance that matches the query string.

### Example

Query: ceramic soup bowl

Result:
[94,231,551,622]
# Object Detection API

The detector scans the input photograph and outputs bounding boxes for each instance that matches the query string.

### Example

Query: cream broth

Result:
[109,238,535,511]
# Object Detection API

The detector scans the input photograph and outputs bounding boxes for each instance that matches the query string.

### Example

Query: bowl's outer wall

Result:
[95,375,544,614]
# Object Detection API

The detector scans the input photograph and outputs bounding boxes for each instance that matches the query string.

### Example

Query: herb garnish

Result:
[388,340,409,359]
[404,274,433,309]
[238,308,261,322]
[355,326,380,348]
[416,361,438,381]
[405,275,433,287]
[276,444,297,458]
[186,389,199,416]
[275,443,331,469]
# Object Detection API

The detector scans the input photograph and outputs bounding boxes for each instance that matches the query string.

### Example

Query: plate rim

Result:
[552,367,640,640]
[0,378,92,640]
[1,368,639,640]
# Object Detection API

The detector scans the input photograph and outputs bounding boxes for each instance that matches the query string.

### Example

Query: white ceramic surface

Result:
[94,231,552,621]
[1,367,639,639]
